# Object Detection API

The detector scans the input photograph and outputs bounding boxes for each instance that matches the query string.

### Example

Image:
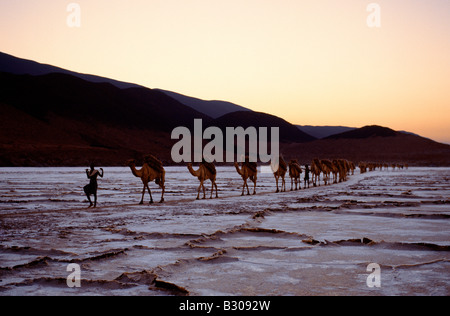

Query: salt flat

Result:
[0,167,449,296]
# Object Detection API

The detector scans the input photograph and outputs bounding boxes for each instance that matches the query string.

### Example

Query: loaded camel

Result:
[127,155,165,204]
[320,159,334,185]
[311,159,323,187]
[187,160,219,200]
[273,156,287,193]
[234,157,258,196]
[288,160,302,191]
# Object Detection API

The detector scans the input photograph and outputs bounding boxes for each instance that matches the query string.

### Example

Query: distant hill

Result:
[325,125,398,139]
[216,111,317,143]
[0,51,142,89]
[156,89,252,119]
[297,125,356,139]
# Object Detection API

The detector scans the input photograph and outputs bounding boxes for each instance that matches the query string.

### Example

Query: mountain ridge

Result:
[0,51,143,89]
[1,52,449,166]
[156,89,252,119]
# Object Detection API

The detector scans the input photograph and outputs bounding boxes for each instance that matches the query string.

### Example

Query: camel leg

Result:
[139,184,146,205]
[214,182,219,198]
[146,185,154,204]
[159,183,165,203]
[275,176,279,193]
[252,179,257,195]
[282,177,286,192]
[196,183,201,200]
[202,181,206,200]
[210,180,214,199]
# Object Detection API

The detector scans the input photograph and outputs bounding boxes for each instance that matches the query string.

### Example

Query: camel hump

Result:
[289,161,302,173]
[144,154,164,173]
[201,160,217,175]
[244,161,258,174]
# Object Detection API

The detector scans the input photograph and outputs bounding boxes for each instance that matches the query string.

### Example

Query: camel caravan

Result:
[121,155,366,205]
[358,162,408,173]
[80,155,410,207]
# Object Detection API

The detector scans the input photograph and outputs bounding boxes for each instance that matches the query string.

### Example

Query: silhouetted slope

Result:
[1,72,212,130]
[325,125,398,139]
[297,125,356,139]
[157,89,252,119]
[216,111,316,143]
[0,51,142,89]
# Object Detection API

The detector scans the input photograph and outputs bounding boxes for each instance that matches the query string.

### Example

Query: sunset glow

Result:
[1,0,449,143]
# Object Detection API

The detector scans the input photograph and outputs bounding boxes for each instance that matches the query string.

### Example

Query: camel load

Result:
[201,159,217,176]
[144,154,164,174]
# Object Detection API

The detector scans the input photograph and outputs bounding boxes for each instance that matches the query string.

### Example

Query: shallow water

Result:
[0,167,449,295]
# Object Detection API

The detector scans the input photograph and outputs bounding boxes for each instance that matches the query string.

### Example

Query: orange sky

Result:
[1,0,449,143]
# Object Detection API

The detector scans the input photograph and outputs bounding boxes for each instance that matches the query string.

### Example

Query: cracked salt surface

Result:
[0,167,449,295]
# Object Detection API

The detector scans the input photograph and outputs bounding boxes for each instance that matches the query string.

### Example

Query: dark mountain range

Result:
[1,51,449,166]
[0,71,312,166]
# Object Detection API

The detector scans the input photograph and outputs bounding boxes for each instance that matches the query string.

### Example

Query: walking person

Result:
[84,163,104,208]
[304,164,310,189]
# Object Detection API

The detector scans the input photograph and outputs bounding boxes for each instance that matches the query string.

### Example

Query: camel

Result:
[311,159,323,187]
[335,159,348,182]
[288,159,302,191]
[234,158,257,196]
[127,155,165,204]
[187,160,218,200]
[274,156,287,193]
[320,159,335,185]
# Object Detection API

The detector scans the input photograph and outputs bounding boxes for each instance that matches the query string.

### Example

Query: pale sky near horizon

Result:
[1,0,449,143]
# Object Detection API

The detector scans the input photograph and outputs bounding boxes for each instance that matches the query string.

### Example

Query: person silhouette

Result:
[83,163,104,208]
[304,164,310,189]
